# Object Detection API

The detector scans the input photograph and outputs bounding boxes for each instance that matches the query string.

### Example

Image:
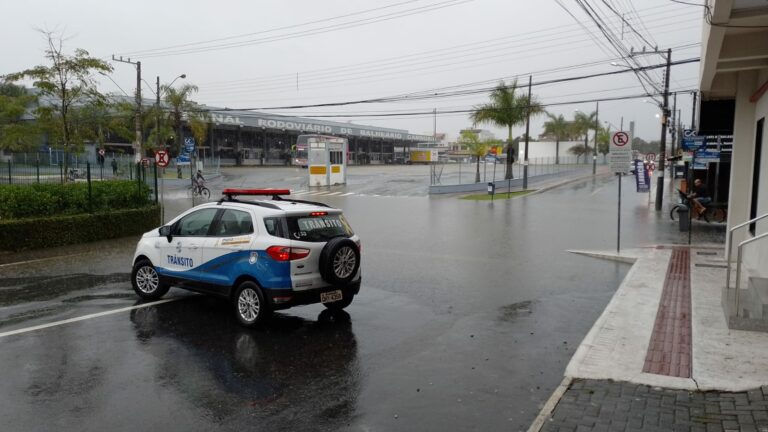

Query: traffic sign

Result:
[98,148,105,157]
[610,131,632,174]
[646,152,656,162]
[612,131,630,147]
[177,155,191,165]
[155,150,170,168]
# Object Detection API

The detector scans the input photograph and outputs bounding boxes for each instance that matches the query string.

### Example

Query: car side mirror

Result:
[159,226,173,242]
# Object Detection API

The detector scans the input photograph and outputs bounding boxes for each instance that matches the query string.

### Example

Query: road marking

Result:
[0,252,91,269]
[590,187,604,196]
[0,297,182,338]
[325,192,343,196]
[292,191,310,196]
[340,193,355,196]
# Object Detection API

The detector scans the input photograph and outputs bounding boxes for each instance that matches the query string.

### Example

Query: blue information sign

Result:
[184,137,196,153]
[681,129,706,151]
[634,160,650,193]
[176,155,191,165]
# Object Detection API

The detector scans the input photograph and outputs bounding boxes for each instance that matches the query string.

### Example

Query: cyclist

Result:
[193,169,206,194]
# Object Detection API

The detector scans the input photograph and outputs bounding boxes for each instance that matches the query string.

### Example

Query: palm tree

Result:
[163,83,200,156]
[596,126,611,162]
[470,80,543,179]
[542,113,570,164]
[571,111,597,164]
[459,130,489,183]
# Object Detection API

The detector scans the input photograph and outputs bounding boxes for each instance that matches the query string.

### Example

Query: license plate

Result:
[320,290,342,303]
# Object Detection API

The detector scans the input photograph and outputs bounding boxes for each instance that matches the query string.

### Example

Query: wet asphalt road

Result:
[0,167,725,431]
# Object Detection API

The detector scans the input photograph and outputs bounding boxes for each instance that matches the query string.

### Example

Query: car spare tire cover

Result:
[319,237,360,285]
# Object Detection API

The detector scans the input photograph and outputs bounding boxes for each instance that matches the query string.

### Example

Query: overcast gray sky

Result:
[1,0,704,141]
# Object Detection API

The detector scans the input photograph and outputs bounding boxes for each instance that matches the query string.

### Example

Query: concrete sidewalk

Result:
[527,170,768,431]
[530,245,768,431]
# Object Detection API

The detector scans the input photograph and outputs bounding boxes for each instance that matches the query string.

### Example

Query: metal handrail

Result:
[735,231,768,316]
[726,213,768,290]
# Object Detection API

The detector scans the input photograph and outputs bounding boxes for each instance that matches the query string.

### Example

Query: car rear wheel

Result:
[233,281,270,327]
[319,237,360,286]
[131,259,170,300]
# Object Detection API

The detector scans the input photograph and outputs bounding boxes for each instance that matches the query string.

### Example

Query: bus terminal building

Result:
[167,108,435,166]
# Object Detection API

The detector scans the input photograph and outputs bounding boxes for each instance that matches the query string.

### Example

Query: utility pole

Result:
[655,48,671,211]
[691,91,698,131]
[523,75,532,190]
[113,56,142,162]
[670,92,677,184]
[156,76,161,149]
[593,101,599,175]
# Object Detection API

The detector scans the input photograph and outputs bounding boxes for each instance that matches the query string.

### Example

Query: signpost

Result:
[646,152,656,162]
[154,150,170,224]
[610,131,632,253]
[155,150,169,168]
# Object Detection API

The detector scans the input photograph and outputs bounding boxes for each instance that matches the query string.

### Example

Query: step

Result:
[750,277,768,319]
[721,281,768,332]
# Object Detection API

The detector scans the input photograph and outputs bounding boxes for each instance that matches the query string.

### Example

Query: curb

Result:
[527,376,573,432]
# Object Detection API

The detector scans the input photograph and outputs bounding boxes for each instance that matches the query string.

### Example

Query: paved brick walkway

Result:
[643,247,692,378]
[542,379,768,432]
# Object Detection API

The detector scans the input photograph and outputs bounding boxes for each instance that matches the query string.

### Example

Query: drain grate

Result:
[695,263,728,268]
[696,251,718,256]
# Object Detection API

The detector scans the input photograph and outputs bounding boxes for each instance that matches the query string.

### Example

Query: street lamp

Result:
[155,74,186,150]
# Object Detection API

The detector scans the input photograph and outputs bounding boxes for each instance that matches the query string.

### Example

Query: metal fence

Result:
[0,152,220,185]
[432,156,601,186]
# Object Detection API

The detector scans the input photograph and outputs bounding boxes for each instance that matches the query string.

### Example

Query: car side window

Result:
[173,209,219,237]
[263,217,285,238]
[216,209,254,236]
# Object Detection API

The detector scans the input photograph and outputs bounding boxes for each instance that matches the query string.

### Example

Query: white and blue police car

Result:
[131,189,361,327]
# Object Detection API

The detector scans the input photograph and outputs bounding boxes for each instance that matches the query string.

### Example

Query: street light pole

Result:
[523,75,532,189]
[655,48,672,211]
[593,101,599,175]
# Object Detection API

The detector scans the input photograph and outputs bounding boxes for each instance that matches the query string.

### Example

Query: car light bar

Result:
[222,188,291,197]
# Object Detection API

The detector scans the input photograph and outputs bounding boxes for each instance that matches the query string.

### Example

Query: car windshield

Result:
[285,214,354,242]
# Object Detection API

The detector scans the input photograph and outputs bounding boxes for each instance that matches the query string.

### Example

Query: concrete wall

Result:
[516,141,585,161]
[744,69,768,277]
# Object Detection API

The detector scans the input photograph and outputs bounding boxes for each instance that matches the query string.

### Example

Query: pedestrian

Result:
[111,158,118,176]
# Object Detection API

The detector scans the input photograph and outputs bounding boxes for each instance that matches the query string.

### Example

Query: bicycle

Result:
[189,183,211,200]
[669,189,726,223]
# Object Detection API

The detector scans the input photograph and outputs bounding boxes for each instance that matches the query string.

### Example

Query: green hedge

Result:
[0,205,161,251]
[0,181,152,219]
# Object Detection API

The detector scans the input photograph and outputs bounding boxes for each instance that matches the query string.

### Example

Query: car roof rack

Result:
[217,188,330,209]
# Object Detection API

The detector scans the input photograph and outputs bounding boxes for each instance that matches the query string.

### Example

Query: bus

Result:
[292,142,308,167]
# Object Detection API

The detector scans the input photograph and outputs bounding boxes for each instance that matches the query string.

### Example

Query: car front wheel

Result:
[131,259,170,300]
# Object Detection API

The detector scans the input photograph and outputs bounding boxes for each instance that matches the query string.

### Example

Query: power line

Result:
[116,0,426,56]
[117,0,474,59]
[198,57,699,112]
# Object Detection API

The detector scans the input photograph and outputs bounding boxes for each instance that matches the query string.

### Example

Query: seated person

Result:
[688,178,711,217]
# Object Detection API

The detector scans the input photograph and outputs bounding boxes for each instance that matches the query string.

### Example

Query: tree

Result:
[568,144,590,163]
[542,113,571,165]
[459,130,489,183]
[163,83,202,157]
[4,31,112,177]
[470,80,543,179]
[596,126,611,162]
[0,82,40,151]
[189,115,210,157]
[571,111,597,164]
